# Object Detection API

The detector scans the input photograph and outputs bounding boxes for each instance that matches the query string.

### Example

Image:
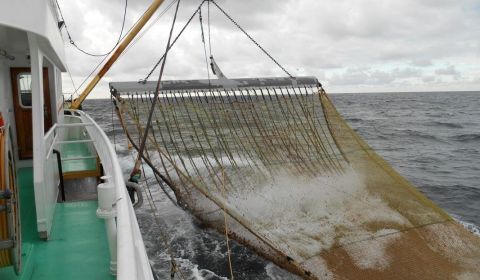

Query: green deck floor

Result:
[0,168,113,280]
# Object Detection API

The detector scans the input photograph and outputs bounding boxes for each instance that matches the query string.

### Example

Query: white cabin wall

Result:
[43,58,61,219]
[28,33,60,239]
[2,0,67,239]
[29,34,48,238]
[0,55,20,165]
[1,26,35,166]
[0,61,11,123]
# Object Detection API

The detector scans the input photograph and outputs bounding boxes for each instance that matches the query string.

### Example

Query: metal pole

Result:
[52,149,66,202]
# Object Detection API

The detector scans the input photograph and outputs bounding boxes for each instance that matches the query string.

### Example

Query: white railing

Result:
[65,109,154,280]
[40,124,61,237]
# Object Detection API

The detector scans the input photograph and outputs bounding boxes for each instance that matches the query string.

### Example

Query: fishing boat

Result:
[1,0,479,279]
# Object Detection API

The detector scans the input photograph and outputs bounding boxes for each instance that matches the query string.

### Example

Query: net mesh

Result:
[111,78,480,279]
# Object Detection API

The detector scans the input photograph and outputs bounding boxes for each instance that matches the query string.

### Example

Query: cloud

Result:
[435,65,460,77]
[56,0,480,97]
[329,67,423,86]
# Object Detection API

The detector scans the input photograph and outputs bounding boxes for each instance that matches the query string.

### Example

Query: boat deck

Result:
[0,168,113,280]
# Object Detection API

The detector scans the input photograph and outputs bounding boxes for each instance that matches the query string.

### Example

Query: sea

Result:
[83,91,480,279]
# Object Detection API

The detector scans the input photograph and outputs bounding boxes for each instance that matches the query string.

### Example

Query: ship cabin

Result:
[0,1,152,279]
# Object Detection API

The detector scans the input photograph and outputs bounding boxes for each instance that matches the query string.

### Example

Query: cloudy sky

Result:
[57,0,480,98]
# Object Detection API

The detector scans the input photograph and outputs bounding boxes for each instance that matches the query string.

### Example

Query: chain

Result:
[141,1,207,83]
[210,0,294,79]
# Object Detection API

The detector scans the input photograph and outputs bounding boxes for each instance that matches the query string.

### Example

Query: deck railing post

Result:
[96,176,117,275]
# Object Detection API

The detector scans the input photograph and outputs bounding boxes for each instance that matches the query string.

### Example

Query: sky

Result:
[57,0,480,98]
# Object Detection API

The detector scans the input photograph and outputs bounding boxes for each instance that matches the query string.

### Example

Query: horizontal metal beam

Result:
[110,76,320,94]
[56,139,94,145]
[61,156,97,161]
[56,123,95,128]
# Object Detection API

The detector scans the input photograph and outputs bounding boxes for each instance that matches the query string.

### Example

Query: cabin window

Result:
[17,73,32,108]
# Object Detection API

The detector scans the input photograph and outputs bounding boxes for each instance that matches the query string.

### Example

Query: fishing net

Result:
[110,77,480,279]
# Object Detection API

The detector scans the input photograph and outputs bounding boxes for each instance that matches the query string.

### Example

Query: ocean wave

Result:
[393,128,442,141]
[345,118,363,123]
[451,133,480,142]
[455,218,480,237]
[427,121,463,129]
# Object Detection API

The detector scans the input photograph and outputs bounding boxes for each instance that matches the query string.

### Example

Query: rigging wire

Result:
[199,8,211,82]
[122,123,185,279]
[221,168,234,280]
[55,0,128,57]
[140,0,206,83]
[139,156,186,280]
[119,0,179,61]
[71,0,178,100]
[207,0,212,57]
[131,0,182,178]
[64,62,79,98]
[200,7,234,276]
[210,0,294,79]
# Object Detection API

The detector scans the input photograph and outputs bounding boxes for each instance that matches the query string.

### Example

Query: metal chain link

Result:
[210,0,294,79]
[141,0,207,83]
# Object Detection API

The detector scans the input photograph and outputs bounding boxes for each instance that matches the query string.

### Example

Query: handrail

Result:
[70,109,153,280]
[44,118,95,159]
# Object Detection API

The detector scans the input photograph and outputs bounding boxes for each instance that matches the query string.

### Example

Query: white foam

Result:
[225,167,410,264]
[265,262,302,280]
[455,218,480,237]
[343,228,399,270]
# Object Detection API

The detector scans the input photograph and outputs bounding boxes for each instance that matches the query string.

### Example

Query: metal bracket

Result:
[0,239,14,250]
[0,189,12,199]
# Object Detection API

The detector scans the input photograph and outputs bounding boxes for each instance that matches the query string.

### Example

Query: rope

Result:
[64,62,79,98]
[55,0,128,57]
[140,0,206,83]
[113,99,179,206]
[69,0,176,101]
[126,137,185,279]
[220,168,234,279]
[139,162,186,280]
[199,9,212,85]
[131,0,181,179]
[207,0,212,57]
[120,0,179,64]
[116,99,184,278]
[210,0,294,79]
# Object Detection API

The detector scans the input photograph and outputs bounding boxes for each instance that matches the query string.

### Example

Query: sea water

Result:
[83,91,480,279]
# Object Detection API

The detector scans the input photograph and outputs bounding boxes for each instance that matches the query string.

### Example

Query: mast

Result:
[70,0,166,109]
